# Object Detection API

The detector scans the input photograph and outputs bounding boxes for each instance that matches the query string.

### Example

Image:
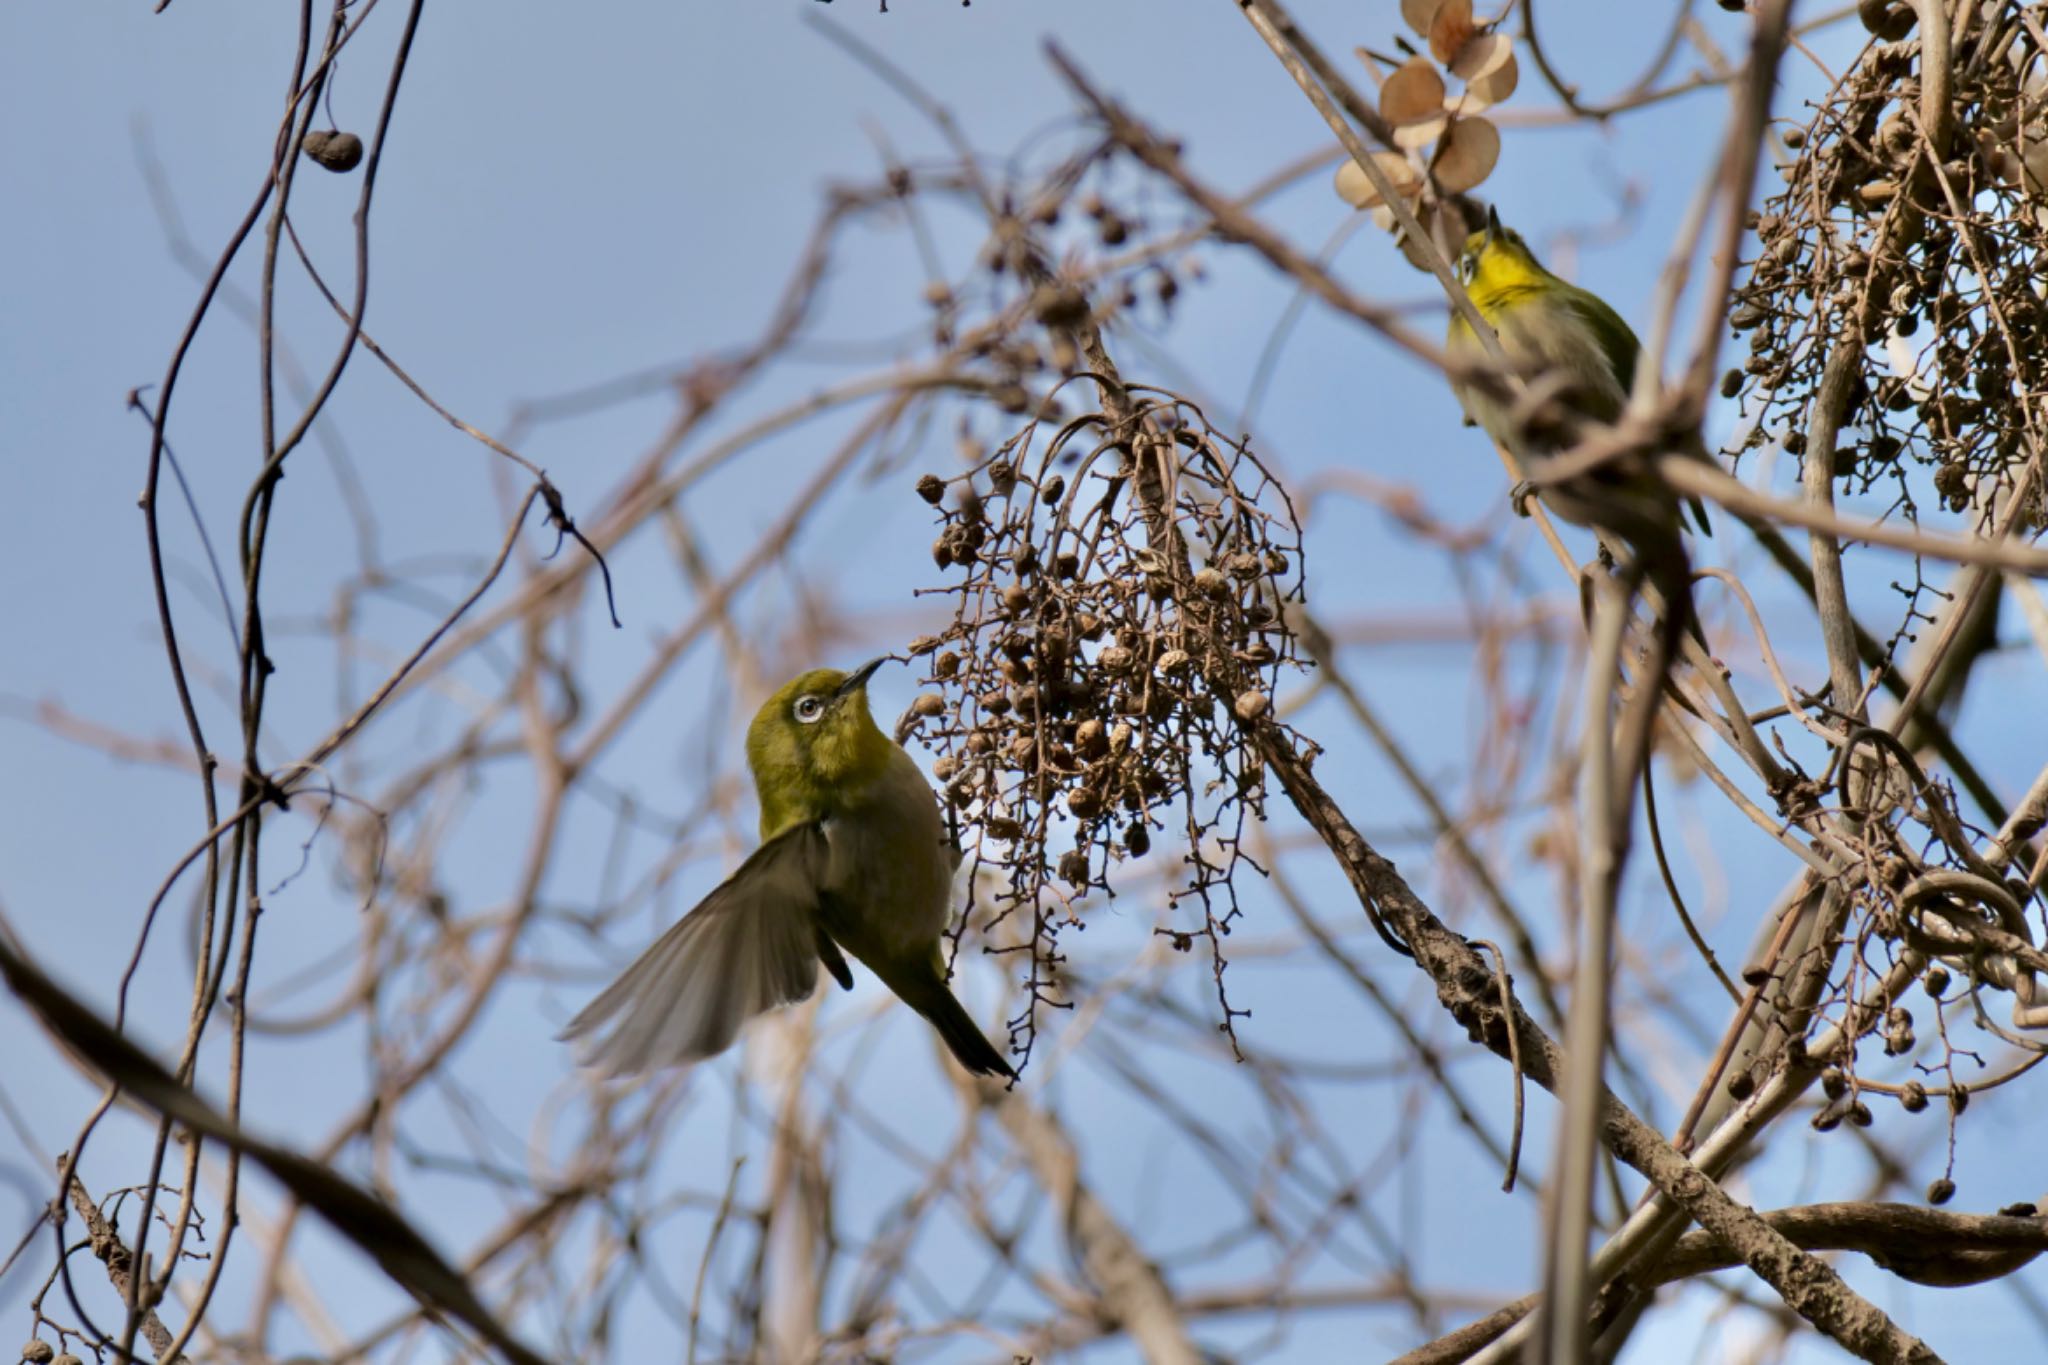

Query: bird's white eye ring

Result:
[794,695,825,724]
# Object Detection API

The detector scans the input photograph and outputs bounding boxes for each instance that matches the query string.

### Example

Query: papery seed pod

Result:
[917,473,947,504]
[912,693,946,718]
[1928,1178,1956,1205]
[1068,787,1105,819]
[1099,645,1136,673]
[1003,585,1033,616]
[1193,567,1228,598]
[1233,690,1271,721]
[980,690,1013,716]
[985,816,1025,841]
[1124,822,1150,855]
[934,651,961,679]
[1901,1080,1929,1112]
[1040,473,1066,505]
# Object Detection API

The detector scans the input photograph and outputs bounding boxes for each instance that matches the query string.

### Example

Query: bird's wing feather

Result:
[1561,287,1641,397]
[560,822,831,1075]
[1561,288,1715,533]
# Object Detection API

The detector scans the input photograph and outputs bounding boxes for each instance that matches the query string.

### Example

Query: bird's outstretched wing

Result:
[561,822,834,1075]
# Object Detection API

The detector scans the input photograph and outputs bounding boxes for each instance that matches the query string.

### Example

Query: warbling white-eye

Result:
[562,660,1015,1079]
[1445,206,1712,549]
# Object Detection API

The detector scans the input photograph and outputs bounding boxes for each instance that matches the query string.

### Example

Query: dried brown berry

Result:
[917,473,947,504]
[1075,719,1108,758]
[1059,849,1091,887]
[301,129,364,172]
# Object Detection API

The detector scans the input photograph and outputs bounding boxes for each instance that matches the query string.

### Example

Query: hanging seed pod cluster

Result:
[1715,5,2048,1172]
[1724,7,2048,532]
[907,390,1307,1044]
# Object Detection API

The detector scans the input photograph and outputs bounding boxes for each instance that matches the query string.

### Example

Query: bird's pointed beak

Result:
[1483,204,1500,248]
[837,657,887,698]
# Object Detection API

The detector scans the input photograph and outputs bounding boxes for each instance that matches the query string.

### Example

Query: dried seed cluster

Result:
[909,394,1306,1050]
[1715,8,2048,1184]
[1725,13,2048,533]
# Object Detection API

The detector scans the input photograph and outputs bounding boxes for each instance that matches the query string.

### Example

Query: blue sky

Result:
[4,2,2046,1361]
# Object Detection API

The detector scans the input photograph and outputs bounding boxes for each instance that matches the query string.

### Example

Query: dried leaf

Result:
[1334,152,1421,209]
[1449,30,1513,83]
[1434,115,1501,193]
[1394,113,1451,150]
[1381,57,1448,125]
[1429,0,1477,65]
[1465,48,1520,109]
[1401,0,1446,38]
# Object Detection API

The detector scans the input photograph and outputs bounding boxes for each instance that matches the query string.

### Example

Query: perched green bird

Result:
[562,660,1015,1079]
[1444,207,1711,545]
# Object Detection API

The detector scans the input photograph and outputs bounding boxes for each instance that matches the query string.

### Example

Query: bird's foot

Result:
[1508,480,1538,518]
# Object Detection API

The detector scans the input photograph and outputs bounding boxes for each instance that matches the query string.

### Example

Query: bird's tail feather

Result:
[903,978,1015,1079]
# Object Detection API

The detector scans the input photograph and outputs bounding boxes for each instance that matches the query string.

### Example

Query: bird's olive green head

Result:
[1456,206,1553,303]
[746,660,896,836]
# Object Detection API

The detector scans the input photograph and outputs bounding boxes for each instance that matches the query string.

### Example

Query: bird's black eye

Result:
[794,695,825,724]
[1459,252,1476,283]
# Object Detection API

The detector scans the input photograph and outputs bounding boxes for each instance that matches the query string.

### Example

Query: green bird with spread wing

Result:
[562,659,1015,1080]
